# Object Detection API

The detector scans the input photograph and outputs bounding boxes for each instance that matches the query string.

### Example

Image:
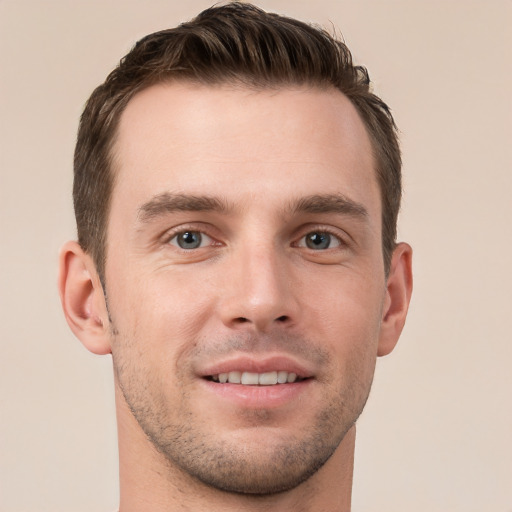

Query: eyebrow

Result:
[291,194,368,219]
[137,191,368,224]
[138,192,231,223]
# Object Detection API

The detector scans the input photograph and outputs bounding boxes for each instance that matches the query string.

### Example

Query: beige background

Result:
[1,1,511,511]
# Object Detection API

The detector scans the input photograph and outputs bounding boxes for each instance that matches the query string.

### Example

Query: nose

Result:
[218,242,300,332]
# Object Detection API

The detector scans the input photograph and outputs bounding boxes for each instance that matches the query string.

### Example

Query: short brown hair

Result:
[74,2,401,282]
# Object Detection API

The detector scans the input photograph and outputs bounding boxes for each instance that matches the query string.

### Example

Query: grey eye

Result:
[171,231,205,249]
[302,232,340,250]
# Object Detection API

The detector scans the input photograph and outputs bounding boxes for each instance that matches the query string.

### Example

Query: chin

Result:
[147,406,353,496]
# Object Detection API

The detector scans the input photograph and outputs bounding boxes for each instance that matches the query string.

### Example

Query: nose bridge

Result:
[220,235,296,331]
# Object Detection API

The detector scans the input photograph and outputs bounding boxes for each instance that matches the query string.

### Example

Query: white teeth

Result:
[277,370,288,384]
[210,371,301,385]
[228,371,241,383]
[241,372,259,385]
[258,371,278,385]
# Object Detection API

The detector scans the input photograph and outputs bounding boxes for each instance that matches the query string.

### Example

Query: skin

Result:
[59,83,412,512]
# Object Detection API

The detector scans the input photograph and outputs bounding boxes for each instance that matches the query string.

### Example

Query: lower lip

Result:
[201,379,312,409]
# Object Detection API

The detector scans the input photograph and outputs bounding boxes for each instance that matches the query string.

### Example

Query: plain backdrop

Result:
[1,1,511,511]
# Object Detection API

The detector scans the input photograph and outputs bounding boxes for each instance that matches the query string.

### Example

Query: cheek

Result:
[109,264,210,322]
[305,268,384,337]
[106,268,217,368]
[306,270,384,380]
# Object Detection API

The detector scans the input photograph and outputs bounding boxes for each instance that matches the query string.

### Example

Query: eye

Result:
[298,231,341,250]
[169,230,212,250]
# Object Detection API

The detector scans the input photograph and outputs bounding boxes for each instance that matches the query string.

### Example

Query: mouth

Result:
[206,370,308,385]
[198,357,314,408]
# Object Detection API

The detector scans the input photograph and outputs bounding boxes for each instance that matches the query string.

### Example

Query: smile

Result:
[201,361,313,408]
[208,370,303,385]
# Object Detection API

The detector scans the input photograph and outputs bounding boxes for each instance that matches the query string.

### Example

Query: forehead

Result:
[111,83,379,220]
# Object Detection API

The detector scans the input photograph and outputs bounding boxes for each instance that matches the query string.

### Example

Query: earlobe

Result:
[377,242,413,357]
[58,241,112,355]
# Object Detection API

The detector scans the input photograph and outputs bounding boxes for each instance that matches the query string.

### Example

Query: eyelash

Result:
[162,225,349,251]
[163,224,218,250]
[294,227,348,250]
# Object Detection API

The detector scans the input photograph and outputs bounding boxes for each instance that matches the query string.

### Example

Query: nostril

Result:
[234,317,249,323]
[276,315,288,323]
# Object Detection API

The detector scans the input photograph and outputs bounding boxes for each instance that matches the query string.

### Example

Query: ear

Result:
[58,241,112,355]
[377,242,413,357]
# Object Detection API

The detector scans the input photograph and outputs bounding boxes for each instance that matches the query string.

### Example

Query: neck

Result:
[116,385,355,512]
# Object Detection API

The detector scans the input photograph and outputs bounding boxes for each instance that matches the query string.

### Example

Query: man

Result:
[59,2,412,510]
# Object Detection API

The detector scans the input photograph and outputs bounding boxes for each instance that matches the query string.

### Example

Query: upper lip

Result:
[197,354,315,379]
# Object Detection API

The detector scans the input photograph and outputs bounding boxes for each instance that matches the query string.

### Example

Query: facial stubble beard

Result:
[111,327,374,496]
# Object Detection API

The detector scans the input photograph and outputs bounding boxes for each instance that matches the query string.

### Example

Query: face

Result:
[105,83,388,494]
